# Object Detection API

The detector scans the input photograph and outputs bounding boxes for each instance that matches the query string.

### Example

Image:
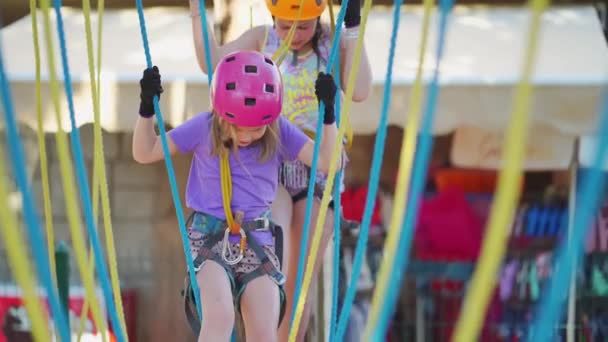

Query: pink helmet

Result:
[210,50,283,127]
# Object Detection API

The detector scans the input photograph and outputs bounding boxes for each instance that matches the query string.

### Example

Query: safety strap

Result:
[184,220,285,333]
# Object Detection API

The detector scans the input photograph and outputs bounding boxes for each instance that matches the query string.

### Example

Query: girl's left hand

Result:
[315,72,337,124]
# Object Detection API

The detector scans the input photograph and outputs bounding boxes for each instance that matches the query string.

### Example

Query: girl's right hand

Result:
[139,66,163,118]
[315,72,337,125]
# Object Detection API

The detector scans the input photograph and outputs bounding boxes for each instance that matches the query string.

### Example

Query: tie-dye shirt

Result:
[262,25,331,133]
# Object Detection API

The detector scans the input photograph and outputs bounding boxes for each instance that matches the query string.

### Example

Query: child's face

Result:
[234,125,267,147]
[274,18,318,52]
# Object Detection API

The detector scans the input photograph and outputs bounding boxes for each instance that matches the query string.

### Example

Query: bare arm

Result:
[132,117,179,164]
[340,28,372,102]
[297,123,339,174]
[189,0,266,73]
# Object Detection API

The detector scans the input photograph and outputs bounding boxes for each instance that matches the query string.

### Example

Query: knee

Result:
[202,302,235,333]
[247,323,278,342]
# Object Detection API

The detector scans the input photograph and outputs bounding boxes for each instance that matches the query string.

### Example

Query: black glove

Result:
[315,72,337,125]
[139,66,163,118]
[343,0,361,28]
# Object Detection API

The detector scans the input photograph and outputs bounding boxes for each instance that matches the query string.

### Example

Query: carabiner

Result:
[221,228,246,265]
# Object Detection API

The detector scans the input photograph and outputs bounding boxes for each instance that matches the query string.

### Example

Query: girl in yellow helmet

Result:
[188,0,372,340]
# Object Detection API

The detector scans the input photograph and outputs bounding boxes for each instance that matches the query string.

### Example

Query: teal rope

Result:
[0,20,71,342]
[370,0,454,339]
[329,47,342,342]
[52,3,126,340]
[291,0,349,327]
[134,0,202,319]
[528,89,608,341]
[332,0,403,338]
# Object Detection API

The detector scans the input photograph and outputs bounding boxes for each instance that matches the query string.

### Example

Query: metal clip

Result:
[221,228,246,265]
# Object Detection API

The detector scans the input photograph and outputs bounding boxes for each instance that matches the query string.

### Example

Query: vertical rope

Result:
[332,0,403,337]
[453,0,549,339]
[328,47,342,342]
[290,0,349,329]
[134,0,203,318]
[528,90,608,341]
[39,1,115,340]
[51,1,126,339]
[288,0,372,336]
[77,0,129,339]
[29,0,57,286]
[363,1,432,336]
[365,1,453,339]
[0,152,51,342]
[0,17,71,342]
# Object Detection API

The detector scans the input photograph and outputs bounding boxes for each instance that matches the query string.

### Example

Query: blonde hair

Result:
[209,112,280,162]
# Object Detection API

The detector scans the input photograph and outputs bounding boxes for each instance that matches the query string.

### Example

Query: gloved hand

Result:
[315,72,337,125]
[343,0,361,28]
[139,66,163,118]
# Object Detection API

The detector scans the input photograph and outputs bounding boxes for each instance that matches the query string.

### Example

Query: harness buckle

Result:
[221,228,246,265]
[253,217,270,231]
[271,271,287,286]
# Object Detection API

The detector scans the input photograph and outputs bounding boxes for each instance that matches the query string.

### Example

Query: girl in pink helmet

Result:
[188,1,372,339]
[132,50,339,342]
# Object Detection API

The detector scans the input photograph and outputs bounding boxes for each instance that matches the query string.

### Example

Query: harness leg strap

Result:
[234,227,287,326]
[183,232,235,335]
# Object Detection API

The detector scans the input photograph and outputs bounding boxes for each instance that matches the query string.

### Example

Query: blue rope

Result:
[0,24,71,342]
[333,0,402,338]
[51,3,126,341]
[134,0,202,318]
[291,0,349,327]
[196,0,214,86]
[371,0,453,339]
[329,48,342,342]
[528,88,608,341]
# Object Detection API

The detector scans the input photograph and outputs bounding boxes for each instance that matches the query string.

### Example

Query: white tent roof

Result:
[2,5,607,169]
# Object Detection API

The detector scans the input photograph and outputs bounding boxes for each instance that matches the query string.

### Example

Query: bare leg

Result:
[240,276,281,342]
[278,198,335,342]
[197,262,235,342]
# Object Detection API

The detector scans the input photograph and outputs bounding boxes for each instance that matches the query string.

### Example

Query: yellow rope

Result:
[77,0,129,340]
[362,0,432,337]
[287,0,372,338]
[0,153,50,342]
[39,0,108,336]
[220,153,236,229]
[30,0,56,286]
[79,0,105,336]
[452,0,549,340]
[271,0,307,66]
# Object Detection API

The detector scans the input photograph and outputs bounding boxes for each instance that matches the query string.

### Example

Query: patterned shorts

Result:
[187,227,281,278]
[279,155,348,199]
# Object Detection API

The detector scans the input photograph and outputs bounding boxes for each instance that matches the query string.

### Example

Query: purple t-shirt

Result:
[169,112,309,222]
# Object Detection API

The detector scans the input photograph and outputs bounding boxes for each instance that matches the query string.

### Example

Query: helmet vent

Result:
[244,98,256,106]
[226,82,236,90]
[245,65,258,73]
[225,112,236,118]
[290,4,300,10]
[226,56,236,62]
[264,57,274,66]
[265,84,275,93]
[262,114,272,120]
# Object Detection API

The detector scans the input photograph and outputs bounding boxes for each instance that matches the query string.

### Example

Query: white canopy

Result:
[2,5,607,169]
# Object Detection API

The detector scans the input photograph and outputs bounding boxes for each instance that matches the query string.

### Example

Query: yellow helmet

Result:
[265,0,327,21]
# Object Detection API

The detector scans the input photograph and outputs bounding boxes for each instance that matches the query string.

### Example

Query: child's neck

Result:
[292,41,313,56]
